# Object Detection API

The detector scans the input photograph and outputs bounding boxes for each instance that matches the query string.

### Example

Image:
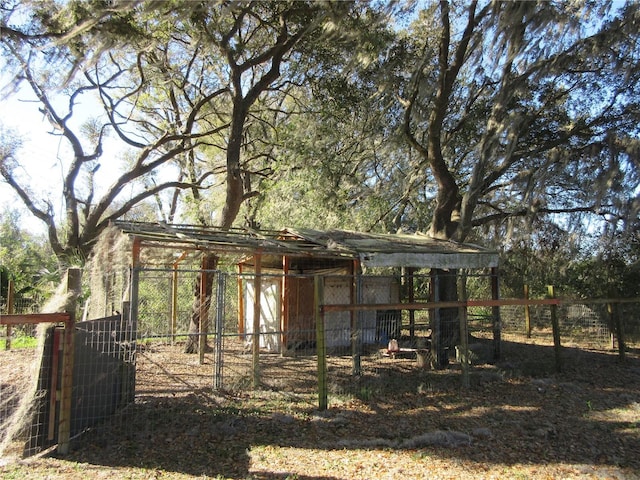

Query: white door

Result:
[245,277,281,352]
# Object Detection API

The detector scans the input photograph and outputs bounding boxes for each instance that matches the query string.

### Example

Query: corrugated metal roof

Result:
[284,228,499,269]
[113,221,498,269]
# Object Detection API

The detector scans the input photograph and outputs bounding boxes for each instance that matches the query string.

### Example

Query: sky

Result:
[1,81,128,236]
[1,93,64,234]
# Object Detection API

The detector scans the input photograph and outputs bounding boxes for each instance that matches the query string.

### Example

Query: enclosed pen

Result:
[86,221,501,388]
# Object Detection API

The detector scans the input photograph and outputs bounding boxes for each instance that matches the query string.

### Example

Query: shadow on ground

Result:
[52,339,640,479]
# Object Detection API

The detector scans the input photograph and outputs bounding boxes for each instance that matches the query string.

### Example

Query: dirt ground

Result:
[1,334,640,479]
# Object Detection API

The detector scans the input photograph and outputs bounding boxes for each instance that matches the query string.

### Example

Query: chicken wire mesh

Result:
[500,301,629,348]
[2,265,639,456]
[1,294,43,347]
[126,268,640,398]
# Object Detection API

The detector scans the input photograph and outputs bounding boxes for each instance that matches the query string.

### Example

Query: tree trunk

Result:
[184,102,244,355]
[430,268,459,367]
[184,253,218,354]
[421,2,476,365]
[183,2,309,353]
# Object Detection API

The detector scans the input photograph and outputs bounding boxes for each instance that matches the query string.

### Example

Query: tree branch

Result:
[472,205,612,227]
[91,173,215,235]
[0,165,64,256]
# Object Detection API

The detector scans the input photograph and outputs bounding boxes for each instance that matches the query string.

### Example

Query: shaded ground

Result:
[1,334,640,479]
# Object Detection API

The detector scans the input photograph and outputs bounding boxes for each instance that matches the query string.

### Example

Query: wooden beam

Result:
[361,251,499,269]
[407,268,415,339]
[57,267,81,455]
[351,260,361,376]
[132,237,142,267]
[198,254,207,365]
[458,273,470,388]
[171,265,179,342]
[524,284,532,338]
[548,285,562,373]
[170,251,188,343]
[430,270,442,367]
[1,313,71,325]
[5,280,14,349]
[282,256,290,350]
[609,301,626,362]
[237,263,245,338]
[491,267,501,361]
[252,253,262,389]
[321,297,561,313]
[315,275,327,411]
[48,327,62,441]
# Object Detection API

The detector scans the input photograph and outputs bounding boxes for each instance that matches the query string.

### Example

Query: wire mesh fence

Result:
[0,295,43,315]
[1,294,43,348]
[1,267,639,458]
[500,301,634,348]
[0,339,45,457]
[129,268,639,398]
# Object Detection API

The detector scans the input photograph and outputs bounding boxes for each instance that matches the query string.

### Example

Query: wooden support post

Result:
[315,276,327,411]
[252,253,262,389]
[57,268,81,455]
[199,255,207,366]
[407,268,415,340]
[120,301,135,405]
[237,264,245,339]
[47,327,62,440]
[214,274,225,389]
[547,285,562,373]
[129,238,141,357]
[6,280,14,350]
[430,270,441,368]
[458,272,470,389]
[171,265,178,343]
[170,251,188,344]
[125,238,141,407]
[351,263,361,376]
[609,302,625,362]
[491,268,501,361]
[281,256,290,351]
[524,284,531,338]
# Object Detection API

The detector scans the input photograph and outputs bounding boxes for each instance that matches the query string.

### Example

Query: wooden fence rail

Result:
[1,313,71,325]
[320,294,638,382]
[320,297,562,313]
[321,296,640,313]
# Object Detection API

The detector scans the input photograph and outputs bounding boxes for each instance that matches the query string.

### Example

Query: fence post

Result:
[214,273,225,389]
[351,273,362,376]
[315,276,327,411]
[119,301,135,405]
[171,265,178,343]
[129,237,141,353]
[524,284,531,338]
[430,271,442,368]
[491,268,501,361]
[609,301,626,362]
[5,279,14,350]
[252,253,262,389]
[547,285,562,373]
[57,267,81,455]
[407,268,416,339]
[458,273,470,389]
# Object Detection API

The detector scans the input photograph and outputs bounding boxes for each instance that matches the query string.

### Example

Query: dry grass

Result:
[1,334,639,479]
